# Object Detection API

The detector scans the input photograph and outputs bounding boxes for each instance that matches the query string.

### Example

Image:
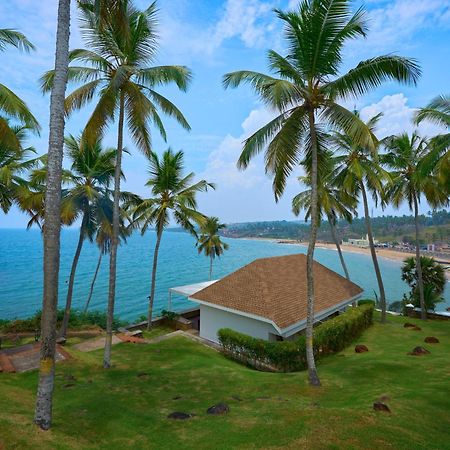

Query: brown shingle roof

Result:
[191,254,363,329]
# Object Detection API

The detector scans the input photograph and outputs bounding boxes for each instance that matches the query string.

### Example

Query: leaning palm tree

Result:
[0,29,39,149]
[34,0,71,431]
[58,136,116,339]
[132,149,213,329]
[84,198,132,313]
[333,114,391,322]
[292,151,357,281]
[197,217,229,280]
[414,94,450,191]
[41,0,192,368]
[382,133,448,320]
[223,0,420,385]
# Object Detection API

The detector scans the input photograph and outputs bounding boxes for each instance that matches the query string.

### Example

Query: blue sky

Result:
[1,0,449,228]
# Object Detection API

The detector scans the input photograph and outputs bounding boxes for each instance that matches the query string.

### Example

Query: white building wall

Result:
[199,304,277,343]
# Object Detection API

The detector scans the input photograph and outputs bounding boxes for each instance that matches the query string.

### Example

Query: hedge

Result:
[218,303,374,372]
[0,310,126,333]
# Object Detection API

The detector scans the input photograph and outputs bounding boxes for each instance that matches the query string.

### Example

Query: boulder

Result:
[411,326,422,331]
[424,336,439,344]
[404,323,416,328]
[207,403,230,415]
[408,346,430,356]
[167,412,193,420]
[355,344,369,353]
[373,402,391,413]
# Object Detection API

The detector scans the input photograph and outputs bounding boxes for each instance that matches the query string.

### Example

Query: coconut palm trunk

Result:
[147,228,163,330]
[59,219,85,338]
[103,92,125,369]
[34,0,71,431]
[84,251,102,313]
[361,183,387,322]
[305,110,321,387]
[328,214,350,281]
[209,254,213,280]
[413,193,426,319]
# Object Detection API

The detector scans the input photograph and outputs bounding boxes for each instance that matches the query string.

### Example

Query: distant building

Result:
[346,234,378,248]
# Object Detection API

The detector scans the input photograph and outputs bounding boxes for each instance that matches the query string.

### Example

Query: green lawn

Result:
[0,314,449,450]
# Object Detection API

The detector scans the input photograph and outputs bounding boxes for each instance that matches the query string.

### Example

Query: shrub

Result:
[161,310,179,321]
[218,304,374,372]
[357,299,375,307]
[0,309,126,333]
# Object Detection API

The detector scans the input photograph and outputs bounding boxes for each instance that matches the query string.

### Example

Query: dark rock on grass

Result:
[207,403,230,415]
[412,326,422,331]
[63,383,75,389]
[408,346,430,356]
[355,344,369,353]
[231,395,242,402]
[404,322,416,328]
[424,336,440,344]
[167,412,193,420]
[137,372,150,379]
[373,402,391,413]
[172,395,182,400]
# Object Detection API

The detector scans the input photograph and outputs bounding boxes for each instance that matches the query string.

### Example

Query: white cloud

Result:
[359,93,446,139]
[349,0,450,54]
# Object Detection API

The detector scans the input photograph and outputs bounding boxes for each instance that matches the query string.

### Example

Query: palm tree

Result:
[414,94,450,191]
[34,0,71,431]
[0,125,38,216]
[0,29,39,148]
[133,149,213,330]
[222,0,419,385]
[292,151,357,281]
[382,133,448,320]
[84,202,132,313]
[333,114,392,322]
[41,0,192,368]
[58,136,116,339]
[197,217,229,280]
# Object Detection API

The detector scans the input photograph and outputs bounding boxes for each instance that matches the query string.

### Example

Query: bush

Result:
[357,299,375,307]
[218,304,374,372]
[0,309,127,333]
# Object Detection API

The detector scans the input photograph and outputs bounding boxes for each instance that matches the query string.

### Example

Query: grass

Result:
[0,313,449,450]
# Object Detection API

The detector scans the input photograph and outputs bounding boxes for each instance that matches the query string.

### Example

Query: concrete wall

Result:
[199,304,277,343]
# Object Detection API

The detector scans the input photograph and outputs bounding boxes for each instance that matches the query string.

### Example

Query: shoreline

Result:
[231,236,450,279]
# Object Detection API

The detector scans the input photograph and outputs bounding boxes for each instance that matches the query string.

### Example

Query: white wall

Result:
[200,304,277,343]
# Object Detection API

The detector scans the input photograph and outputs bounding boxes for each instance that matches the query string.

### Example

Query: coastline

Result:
[232,236,450,280]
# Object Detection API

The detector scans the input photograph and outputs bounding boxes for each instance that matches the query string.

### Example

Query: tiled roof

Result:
[191,254,363,329]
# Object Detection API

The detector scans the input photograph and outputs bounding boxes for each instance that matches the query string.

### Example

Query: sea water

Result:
[0,228,449,320]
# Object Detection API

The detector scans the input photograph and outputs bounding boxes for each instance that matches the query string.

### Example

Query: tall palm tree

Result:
[0,125,38,216]
[382,133,448,320]
[41,0,192,368]
[222,0,420,385]
[34,0,71,431]
[414,94,450,191]
[133,149,213,330]
[333,114,390,322]
[292,151,357,281]
[197,217,229,280]
[0,29,39,148]
[58,136,116,339]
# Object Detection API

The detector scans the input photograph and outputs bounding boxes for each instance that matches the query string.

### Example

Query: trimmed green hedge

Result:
[218,303,374,372]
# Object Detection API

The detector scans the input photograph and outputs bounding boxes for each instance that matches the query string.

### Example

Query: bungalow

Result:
[170,254,363,344]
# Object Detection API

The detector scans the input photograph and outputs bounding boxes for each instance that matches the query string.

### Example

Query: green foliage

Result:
[161,310,179,321]
[401,256,446,310]
[357,299,375,306]
[218,304,374,372]
[0,309,126,333]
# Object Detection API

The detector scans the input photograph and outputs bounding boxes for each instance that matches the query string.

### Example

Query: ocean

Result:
[0,228,449,320]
